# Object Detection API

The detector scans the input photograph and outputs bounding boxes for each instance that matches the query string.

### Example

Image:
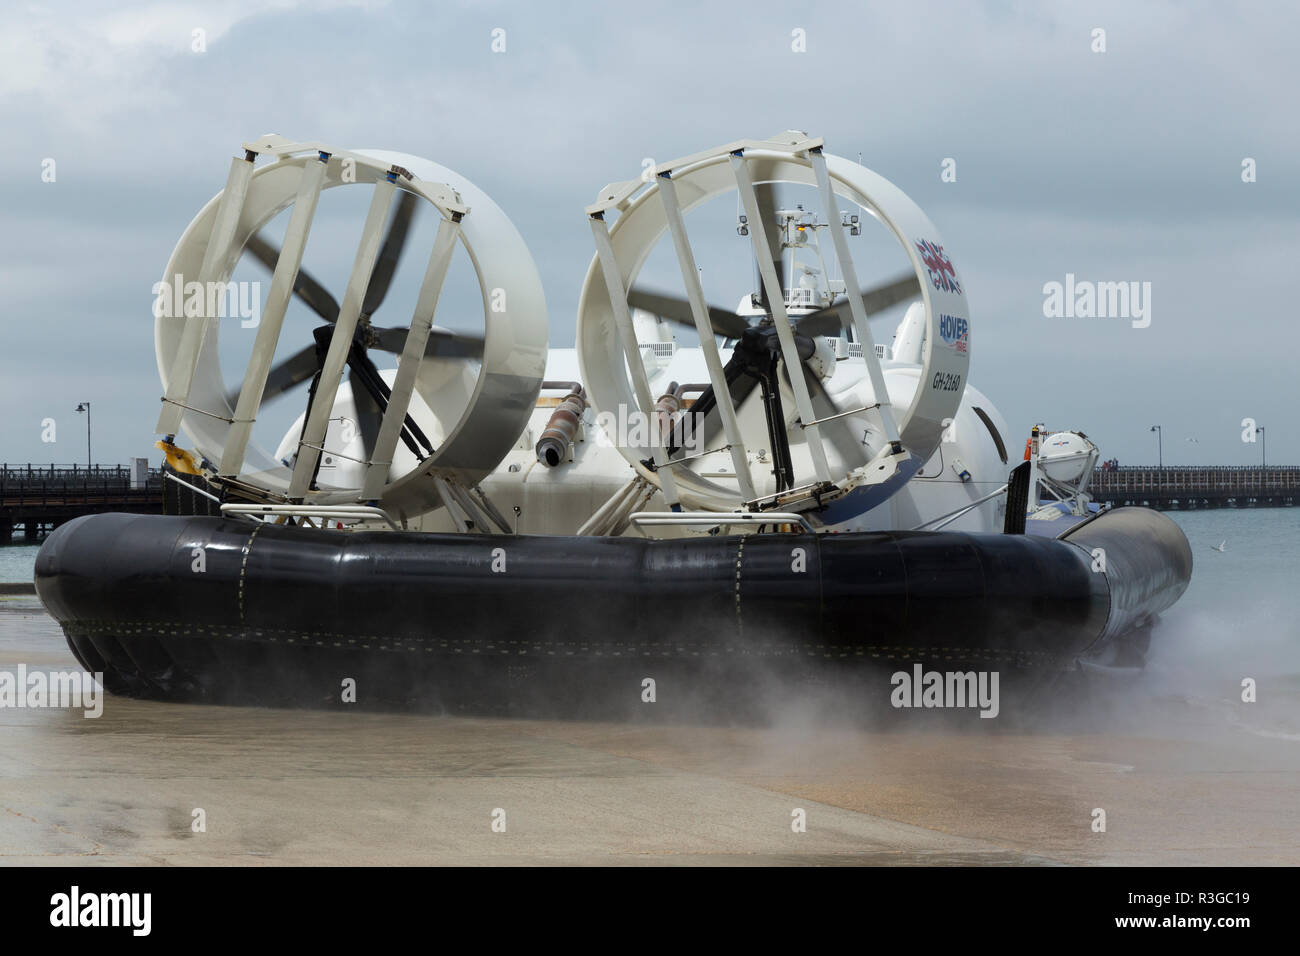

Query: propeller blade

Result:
[792,273,920,338]
[244,233,341,324]
[361,190,418,319]
[370,325,485,360]
[755,181,785,312]
[626,288,751,341]
[225,343,319,408]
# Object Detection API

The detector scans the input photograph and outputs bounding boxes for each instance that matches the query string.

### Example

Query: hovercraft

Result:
[35,505,1190,714]
[35,132,1194,717]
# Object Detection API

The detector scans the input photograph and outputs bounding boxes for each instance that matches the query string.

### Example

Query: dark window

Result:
[973,406,1008,464]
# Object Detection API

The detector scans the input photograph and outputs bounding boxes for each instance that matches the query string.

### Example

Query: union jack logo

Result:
[915,239,962,295]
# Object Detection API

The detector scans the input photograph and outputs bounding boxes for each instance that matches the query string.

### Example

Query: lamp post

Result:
[75,402,91,470]
[1257,425,1266,468]
[1150,424,1162,468]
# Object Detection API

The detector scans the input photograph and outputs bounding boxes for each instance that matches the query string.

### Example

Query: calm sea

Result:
[0,543,41,584]
[1138,508,1300,735]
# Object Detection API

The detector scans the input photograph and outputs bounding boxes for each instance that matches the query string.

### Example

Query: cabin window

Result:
[972,406,1008,464]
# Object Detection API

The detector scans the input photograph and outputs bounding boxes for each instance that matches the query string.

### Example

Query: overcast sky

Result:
[2,0,1295,470]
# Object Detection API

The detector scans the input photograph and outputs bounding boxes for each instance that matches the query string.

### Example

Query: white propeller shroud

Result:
[152,135,548,521]
[577,131,972,515]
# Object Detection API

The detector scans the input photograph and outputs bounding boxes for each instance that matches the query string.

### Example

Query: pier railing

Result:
[0,463,164,484]
[1089,465,1300,507]
[0,463,165,537]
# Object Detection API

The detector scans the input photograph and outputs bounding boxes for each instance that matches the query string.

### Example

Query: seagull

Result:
[1212,540,1227,552]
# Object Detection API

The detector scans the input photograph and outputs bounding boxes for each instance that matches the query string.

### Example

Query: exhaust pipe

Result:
[535,382,586,467]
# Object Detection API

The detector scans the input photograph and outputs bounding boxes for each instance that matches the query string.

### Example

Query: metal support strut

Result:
[655,172,758,501]
[808,146,900,444]
[288,173,400,499]
[220,151,331,476]
[157,149,258,438]
[360,212,463,500]
[729,150,833,485]
[588,211,683,509]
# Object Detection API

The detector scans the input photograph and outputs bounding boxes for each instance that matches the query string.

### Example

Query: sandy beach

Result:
[2,593,1296,866]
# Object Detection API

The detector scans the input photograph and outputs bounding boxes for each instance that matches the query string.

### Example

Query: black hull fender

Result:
[1058,506,1194,643]
[33,508,1191,712]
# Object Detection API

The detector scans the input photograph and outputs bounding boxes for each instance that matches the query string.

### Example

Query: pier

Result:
[1089,465,1300,509]
[3,462,1297,540]
[0,463,163,541]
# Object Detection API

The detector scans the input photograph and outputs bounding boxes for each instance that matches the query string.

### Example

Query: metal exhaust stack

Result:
[535,383,587,467]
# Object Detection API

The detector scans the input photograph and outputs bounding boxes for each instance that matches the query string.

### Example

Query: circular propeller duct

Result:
[153,136,547,520]
[577,133,971,514]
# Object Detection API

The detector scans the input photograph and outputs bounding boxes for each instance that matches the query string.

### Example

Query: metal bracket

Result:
[800,403,879,428]
[910,484,1008,532]
[629,510,816,534]
[220,502,399,530]
[584,130,825,216]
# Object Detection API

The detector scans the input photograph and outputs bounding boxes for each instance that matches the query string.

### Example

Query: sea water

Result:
[1137,508,1300,740]
[0,544,41,584]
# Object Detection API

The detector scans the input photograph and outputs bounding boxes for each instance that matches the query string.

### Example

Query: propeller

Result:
[224,186,483,476]
[632,184,920,491]
[628,271,919,343]
[625,289,750,341]
[639,269,917,477]
[368,324,484,360]
[668,325,824,491]
[668,327,815,443]
[784,273,920,338]
[225,188,484,412]
[296,325,434,488]
[360,190,418,322]
[245,233,340,323]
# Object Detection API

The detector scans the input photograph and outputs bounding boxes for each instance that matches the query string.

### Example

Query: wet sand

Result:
[2,595,1297,865]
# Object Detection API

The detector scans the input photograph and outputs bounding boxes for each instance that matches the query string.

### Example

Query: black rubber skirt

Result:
[33,507,1191,717]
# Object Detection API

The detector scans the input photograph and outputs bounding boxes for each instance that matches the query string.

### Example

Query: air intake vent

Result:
[846,343,891,360]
